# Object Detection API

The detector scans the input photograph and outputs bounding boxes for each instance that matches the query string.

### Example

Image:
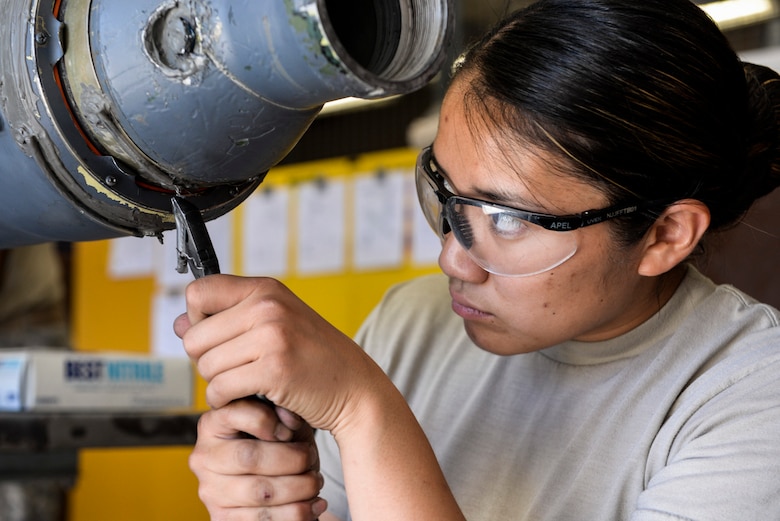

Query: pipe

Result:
[0,0,454,247]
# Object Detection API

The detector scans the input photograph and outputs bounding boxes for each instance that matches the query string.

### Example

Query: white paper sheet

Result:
[408,172,442,266]
[296,177,346,275]
[242,187,290,276]
[107,235,156,279]
[150,290,188,359]
[353,170,405,269]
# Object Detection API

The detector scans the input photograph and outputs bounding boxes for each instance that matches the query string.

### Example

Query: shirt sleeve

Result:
[631,337,780,521]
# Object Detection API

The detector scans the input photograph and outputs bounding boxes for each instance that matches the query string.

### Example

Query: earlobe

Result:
[637,200,711,277]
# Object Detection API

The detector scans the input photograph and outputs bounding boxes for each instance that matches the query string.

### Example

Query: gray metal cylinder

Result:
[0,0,454,247]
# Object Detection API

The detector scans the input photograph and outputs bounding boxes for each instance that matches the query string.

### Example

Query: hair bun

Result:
[740,62,780,212]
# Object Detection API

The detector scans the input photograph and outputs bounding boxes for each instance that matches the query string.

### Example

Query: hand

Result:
[173,275,386,435]
[175,275,465,521]
[189,397,327,520]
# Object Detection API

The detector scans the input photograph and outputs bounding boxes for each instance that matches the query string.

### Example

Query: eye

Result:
[489,211,530,239]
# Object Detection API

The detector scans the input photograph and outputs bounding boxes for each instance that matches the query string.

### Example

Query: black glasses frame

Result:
[418,145,671,233]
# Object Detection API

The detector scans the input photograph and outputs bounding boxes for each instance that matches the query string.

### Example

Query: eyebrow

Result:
[430,147,550,213]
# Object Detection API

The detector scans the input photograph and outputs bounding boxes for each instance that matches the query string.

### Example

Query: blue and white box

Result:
[0,349,193,411]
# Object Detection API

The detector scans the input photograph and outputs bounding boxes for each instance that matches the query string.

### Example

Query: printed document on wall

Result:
[353,170,405,269]
[296,177,346,275]
[150,290,188,359]
[243,186,290,277]
[107,235,156,279]
[409,174,442,265]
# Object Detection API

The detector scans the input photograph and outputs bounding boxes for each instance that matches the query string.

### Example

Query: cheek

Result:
[537,268,590,308]
[473,236,628,353]
[537,272,596,327]
[501,267,605,335]
[489,272,584,346]
[532,244,639,328]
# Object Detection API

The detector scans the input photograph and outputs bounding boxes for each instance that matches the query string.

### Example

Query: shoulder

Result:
[679,265,780,330]
[668,267,780,411]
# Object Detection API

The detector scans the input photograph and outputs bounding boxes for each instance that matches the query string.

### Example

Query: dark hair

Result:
[453,0,780,244]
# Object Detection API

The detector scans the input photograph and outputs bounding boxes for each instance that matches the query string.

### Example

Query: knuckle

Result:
[247,284,290,321]
[196,351,219,381]
[198,483,235,521]
[206,376,230,406]
[299,470,324,499]
[197,482,214,505]
[188,447,205,474]
[184,279,206,306]
[251,476,277,505]
[278,442,312,473]
[233,439,265,472]
[195,408,220,436]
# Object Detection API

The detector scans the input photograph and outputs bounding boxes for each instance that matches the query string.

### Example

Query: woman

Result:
[174,1,780,519]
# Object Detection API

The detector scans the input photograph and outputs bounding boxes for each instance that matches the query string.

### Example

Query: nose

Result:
[438,231,489,284]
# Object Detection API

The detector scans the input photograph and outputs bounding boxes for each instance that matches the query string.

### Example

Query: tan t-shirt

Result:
[318,266,780,520]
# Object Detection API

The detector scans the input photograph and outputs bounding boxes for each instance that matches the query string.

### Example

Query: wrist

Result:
[326,366,465,521]
[329,358,408,445]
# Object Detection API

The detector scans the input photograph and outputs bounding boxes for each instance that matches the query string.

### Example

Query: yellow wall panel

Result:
[69,448,206,520]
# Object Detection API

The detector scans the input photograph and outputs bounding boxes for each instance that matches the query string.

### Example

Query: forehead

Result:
[432,84,609,213]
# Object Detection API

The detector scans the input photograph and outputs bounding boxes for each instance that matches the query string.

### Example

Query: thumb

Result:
[173,312,191,339]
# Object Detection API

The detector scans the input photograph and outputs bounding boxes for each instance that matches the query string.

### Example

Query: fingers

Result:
[178,271,369,431]
[192,404,325,521]
[276,406,307,432]
[197,399,307,445]
[184,274,285,327]
[204,360,277,409]
[202,497,328,521]
[179,276,296,372]
[184,274,253,323]
[196,469,324,509]
[189,320,273,383]
[192,433,317,477]
[193,403,320,476]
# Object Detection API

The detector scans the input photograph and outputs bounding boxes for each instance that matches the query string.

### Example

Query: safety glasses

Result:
[415,145,667,276]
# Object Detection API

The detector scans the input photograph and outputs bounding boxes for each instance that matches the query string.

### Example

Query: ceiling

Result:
[456,0,780,50]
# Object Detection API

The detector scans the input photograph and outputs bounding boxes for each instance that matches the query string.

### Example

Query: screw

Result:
[35,32,49,46]
[105,175,118,187]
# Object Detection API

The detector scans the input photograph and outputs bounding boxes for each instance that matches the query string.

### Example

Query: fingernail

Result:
[274,422,293,441]
[312,498,327,517]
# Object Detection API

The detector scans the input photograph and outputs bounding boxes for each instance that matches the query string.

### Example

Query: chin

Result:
[463,322,543,356]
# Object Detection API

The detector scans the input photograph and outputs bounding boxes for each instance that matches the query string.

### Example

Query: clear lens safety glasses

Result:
[415,145,667,277]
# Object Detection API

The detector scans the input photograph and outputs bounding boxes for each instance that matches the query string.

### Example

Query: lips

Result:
[449,289,492,319]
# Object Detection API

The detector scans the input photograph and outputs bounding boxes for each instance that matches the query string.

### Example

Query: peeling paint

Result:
[292,1,343,74]
[78,165,171,220]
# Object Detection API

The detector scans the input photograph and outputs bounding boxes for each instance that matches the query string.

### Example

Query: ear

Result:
[637,200,711,277]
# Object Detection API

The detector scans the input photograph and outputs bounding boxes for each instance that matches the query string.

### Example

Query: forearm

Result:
[332,379,465,521]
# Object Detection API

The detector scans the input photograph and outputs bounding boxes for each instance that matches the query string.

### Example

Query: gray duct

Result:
[0,0,454,247]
